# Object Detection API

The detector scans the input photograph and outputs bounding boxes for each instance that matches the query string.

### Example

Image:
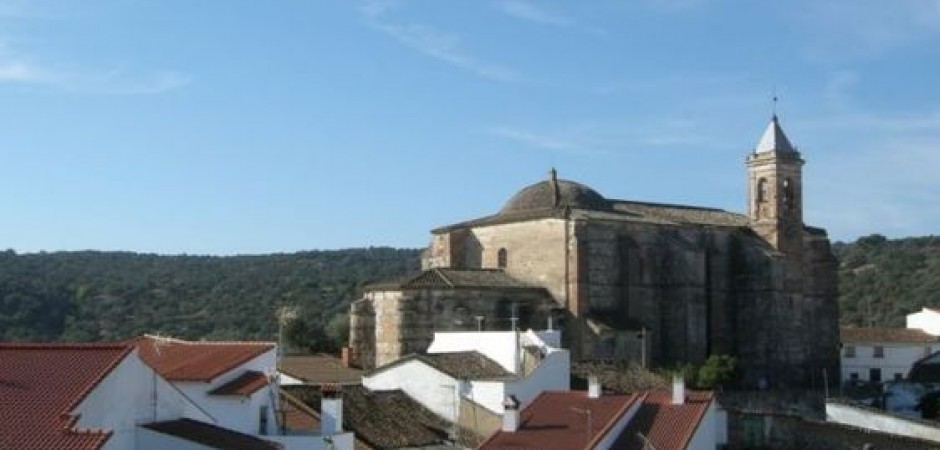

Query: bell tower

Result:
[747,115,805,282]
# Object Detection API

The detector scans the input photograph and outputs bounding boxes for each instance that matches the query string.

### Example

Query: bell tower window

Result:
[756,177,768,218]
[497,248,508,269]
[783,178,795,212]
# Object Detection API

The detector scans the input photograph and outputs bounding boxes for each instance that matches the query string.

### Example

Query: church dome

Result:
[501,172,610,214]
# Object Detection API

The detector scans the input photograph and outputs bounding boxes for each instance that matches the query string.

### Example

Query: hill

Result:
[0,248,420,350]
[835,234,940,327]
[3,234,939,348]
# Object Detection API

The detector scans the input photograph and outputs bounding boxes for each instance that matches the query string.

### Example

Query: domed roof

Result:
[501,171,609,214]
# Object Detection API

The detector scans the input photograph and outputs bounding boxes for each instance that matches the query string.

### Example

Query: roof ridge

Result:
[141,334,274,346]
[434,268,455,287]
[0,342,131,350]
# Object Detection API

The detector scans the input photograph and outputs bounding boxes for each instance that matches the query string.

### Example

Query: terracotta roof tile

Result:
[279,354,363,384]
[142,418,282,450]
[0,343,132,450]
[284,384,467,449]
[479,391,643,450]
[208,370,269,396]
[135,335,274,381]
[840,327,937,344]
[613,389,714,450]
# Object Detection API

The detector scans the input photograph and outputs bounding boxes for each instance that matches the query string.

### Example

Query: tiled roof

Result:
[478,391,643,450]
[142,418,282,450]
[613,389,714,450]
[366,268,540,291]
[279,354,363,385]
[284,384,473,449]
[135,335,274,381]
[609,200,749,227]
[367,351,514,380]
[0,343,133,450]
[840,327,937,344]
[432,198,748,233]
[421,351,514,379]
[208,370,269,396]
[755,115,798,154]
[280,390,320,433]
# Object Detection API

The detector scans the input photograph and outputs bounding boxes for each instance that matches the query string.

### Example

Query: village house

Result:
[840,327,937,383]
[0,338,354,450]
[478,377,725,450]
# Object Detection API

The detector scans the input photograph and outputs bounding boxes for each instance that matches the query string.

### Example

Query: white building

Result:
[0,339,353,450]
[908,307,940,336]
[840,327,937,383]
[362,329,569,433]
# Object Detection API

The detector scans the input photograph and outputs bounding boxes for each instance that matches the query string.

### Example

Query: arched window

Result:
[783,178,795,211]
[497,248,508,269]
[756,178,768,217]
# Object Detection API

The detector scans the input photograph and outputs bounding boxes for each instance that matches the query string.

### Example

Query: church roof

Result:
[365,268,542,291]
[501,173,611,214]
[755,115,797,154]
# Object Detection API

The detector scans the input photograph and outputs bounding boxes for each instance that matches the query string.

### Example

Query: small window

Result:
[926,346,933,357]
[850,372,859,381]
[895,373,904,381]
[844,345,856,358]
[259,405,269,435]
[873,346,885,358]
[870,368,882,382]
[497,248,508,269]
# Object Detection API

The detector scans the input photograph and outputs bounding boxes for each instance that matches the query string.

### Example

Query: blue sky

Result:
[2,0,939,254]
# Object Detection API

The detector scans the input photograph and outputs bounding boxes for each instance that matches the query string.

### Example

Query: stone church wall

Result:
[350,287,555,369]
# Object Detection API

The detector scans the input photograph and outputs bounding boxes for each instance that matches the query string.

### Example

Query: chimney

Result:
[588,376,601,399]
[321,383,343,435]
[502,395,520,432]
[672,375,685,405]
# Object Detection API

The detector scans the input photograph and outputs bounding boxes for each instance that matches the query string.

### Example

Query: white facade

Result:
[363,358,463,421]
[908,308,940,336]
[364,329,570,422]
[842,341,933,383]
[827,401,940,443]
[70,345,352,450]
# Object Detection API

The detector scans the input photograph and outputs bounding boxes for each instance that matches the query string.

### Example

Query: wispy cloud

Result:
[488,119,720,155]
[0,41,190,94]
[796,0,940,61]
[357,1,525,83]
[371,22,525,83]
[497,1,572,26]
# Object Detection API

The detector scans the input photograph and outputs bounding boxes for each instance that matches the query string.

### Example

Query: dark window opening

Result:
[497,248,508,269]
[870,368,882,383]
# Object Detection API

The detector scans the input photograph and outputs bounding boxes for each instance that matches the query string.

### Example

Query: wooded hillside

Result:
[835,234,940,327]
[0,248,419,349]
[2,234,938,347]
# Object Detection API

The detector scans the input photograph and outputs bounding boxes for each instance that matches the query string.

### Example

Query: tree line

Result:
[1,234,938,351]
[0,247,419,352]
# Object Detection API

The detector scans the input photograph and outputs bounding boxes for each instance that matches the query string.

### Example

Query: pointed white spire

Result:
[755,115,797,154]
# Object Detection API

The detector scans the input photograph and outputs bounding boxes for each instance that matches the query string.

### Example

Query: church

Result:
[348,115,840,388]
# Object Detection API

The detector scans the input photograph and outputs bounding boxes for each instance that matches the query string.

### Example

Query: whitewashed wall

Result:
[428,331,519,373]
[841,342,932,382]
[75,349,207,450]
[594,398,643,450]
[686,400,721,450]
[908,309,940,336]
[827,402,940,443]
[173,349,278,435]
[363,360,459,421]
